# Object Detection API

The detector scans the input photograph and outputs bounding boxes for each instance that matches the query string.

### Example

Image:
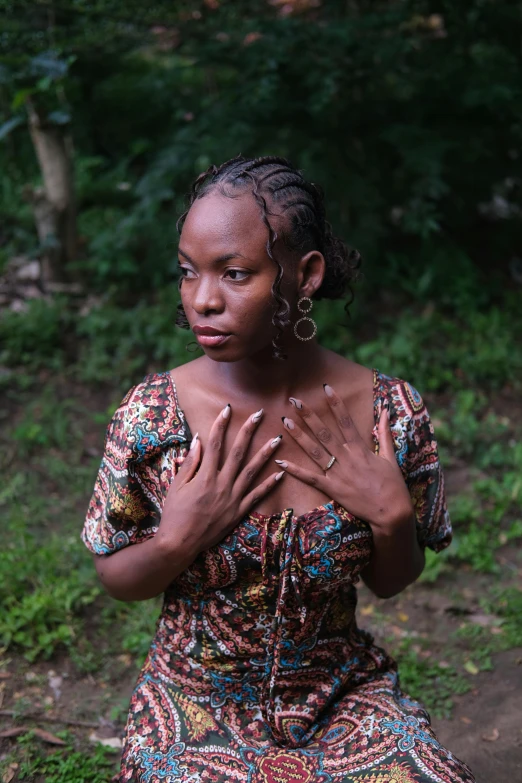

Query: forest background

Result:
[0,1,521,781]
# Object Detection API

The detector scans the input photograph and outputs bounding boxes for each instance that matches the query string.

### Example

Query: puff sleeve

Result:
[81,372,190,555]
[384,375,452,553]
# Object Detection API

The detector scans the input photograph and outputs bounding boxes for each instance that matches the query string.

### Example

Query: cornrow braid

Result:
[176,155,361,359]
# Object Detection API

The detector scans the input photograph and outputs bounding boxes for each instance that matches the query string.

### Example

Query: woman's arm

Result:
[91,405,285,602]
[93,533,199,602]
[360,514,425,599]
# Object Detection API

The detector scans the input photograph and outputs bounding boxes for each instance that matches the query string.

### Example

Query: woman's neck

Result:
[210,338,327,403]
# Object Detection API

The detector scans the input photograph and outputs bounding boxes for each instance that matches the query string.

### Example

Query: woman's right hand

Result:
[156,404,284,555]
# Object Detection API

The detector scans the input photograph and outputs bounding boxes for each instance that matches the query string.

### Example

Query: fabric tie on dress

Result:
[259,508,306,624]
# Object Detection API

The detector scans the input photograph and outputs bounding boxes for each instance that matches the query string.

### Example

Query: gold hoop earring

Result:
[293,296,317,342]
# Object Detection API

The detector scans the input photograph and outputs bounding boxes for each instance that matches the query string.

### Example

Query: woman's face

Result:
[178,189,293,362]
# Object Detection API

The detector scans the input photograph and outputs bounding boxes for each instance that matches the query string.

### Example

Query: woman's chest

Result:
[174,502,373,598]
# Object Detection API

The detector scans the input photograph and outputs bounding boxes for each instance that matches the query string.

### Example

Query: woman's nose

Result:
[190,278,224,314]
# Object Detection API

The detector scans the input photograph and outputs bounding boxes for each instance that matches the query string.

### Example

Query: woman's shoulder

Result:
[326,353,426,416]
[106,371,190,464]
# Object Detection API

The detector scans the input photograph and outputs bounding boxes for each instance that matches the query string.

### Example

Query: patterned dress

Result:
[82,369,475,783]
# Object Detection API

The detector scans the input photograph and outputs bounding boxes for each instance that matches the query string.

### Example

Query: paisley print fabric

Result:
[82,369,474,782]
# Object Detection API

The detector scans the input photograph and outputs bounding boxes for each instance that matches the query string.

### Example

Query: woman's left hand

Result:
[278,384,415,532]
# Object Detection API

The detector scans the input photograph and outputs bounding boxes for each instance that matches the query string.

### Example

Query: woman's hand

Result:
[276,384,414,532]
[157,405,284,555]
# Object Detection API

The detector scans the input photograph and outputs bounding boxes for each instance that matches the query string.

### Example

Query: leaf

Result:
[11,88,33,111]
[33,728,67,745]
[2,763,18,783]
[464,661,479,675]
[0,116,24,140]
[482,728,499,742]
[0,726,66,745]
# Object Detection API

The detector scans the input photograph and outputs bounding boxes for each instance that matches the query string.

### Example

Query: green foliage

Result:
[75,286,190,384]
[393,640,470,719]
[4,731,118,783]
[1,0,521,296]
[352,293,522,393]
[0,477,100,659]
[0,298,71,370]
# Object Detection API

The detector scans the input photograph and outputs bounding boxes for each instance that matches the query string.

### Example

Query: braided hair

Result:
[176,155,361,360]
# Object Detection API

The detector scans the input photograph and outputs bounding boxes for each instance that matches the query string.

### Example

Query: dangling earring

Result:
[293,296,317,341]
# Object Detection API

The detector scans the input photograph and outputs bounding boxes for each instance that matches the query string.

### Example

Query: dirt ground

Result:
[433,648,522,782]
[2,577,520,781]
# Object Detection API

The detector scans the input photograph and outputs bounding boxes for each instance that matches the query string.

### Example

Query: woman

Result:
[82,156,475,782]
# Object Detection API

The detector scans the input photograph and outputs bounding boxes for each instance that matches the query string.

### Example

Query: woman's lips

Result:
[195,333,231,347]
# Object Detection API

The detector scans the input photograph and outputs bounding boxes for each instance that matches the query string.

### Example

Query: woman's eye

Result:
[179,266,196,278]
[225,269,249,281]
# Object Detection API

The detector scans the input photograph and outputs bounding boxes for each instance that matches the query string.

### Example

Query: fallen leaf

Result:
[398,612,409,622]
[2,762,18,783]
[460,716,472,725]
[464,661,479,675]
[0,726,65,745]
[482,728,500,742]
[33,728,67,745]
[360,605,374,616]
[0,727,26,738]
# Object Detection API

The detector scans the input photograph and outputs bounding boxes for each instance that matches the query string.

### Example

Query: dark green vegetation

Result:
[0,1,521,780]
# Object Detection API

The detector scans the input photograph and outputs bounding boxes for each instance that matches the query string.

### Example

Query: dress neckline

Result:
[165,367,383,521]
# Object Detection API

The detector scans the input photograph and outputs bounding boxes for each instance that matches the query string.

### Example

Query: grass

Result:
[0,732,119,783]
[0,287,521,778]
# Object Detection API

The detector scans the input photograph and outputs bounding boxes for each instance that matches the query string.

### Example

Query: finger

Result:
[176,432,202,486]
[323,383,367,450]
[200,403,232,475]
[234,433,283,492]
[273,458,328,491]
[377,407,398,466]
[237,470,285,519]
[220,407,265,483]
[282,416,332,470]
[288,397,343,453]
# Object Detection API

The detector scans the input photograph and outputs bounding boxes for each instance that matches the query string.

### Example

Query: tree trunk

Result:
[26,99,77,287]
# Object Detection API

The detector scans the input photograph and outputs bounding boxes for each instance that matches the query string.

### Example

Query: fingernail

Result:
[275,459,288,468]
[222,404,231,419]
[270,435,282,448]
[190,432,199,450]
[323,383,334,397]
[281,417,295,430]
[275,471,285,481]
[289,397,303,410]
[252,408,264,423]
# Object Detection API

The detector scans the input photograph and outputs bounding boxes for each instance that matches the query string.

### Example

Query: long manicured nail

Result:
[252,408,264,423]
[289,397,303,410]
[323,383,334,397]
[190,432,199,450]
[275,459,288,468]
[222,404,231,419]
[275,471,285,481]
[282,417,295,430]
[270,435,282,448]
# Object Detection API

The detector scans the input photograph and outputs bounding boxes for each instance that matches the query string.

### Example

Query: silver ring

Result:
[324,455,336,471]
